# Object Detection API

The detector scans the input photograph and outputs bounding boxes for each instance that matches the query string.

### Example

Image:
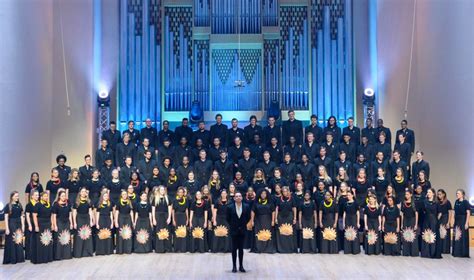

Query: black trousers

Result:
[231,234,245,268]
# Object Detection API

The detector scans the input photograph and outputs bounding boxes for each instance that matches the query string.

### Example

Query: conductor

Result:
[226,191,251,273]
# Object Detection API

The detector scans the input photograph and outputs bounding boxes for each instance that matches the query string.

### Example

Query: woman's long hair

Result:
[68,168,80,181]
[28,172,41,189]
[75,187,91,207]
[8,191,22,214]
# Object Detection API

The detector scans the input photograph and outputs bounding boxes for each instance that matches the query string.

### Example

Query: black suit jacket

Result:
[226,202,251,236]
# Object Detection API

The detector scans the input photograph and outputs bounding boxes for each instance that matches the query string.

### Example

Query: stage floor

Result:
[1,249,473,279]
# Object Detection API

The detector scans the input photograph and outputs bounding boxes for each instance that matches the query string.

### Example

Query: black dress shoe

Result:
[239,267,246,273]
[232,267,237,273]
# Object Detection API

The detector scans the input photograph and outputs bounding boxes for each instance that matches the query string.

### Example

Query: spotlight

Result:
[362,88,375,106]
[364,88,375,97]
[97,90,110,107]
[469,196,474,206]
[98,90,109,99]
[0,202,3,211]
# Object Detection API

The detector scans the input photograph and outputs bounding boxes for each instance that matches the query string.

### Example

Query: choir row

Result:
[3,182,470,265]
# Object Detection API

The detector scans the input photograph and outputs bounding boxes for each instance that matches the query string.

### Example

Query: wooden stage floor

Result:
[1,249,473,279]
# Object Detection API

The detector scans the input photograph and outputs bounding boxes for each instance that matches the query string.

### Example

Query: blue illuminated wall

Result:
[279,6,309,110]
[119,0,354,126]
[119,0,162,131]
[311,0,354,122]
[164,6,193,112]
[211,49,262,111]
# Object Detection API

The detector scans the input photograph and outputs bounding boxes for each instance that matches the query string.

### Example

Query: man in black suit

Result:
[396,120,415,155]
[226,192,251,273]
[282,110,303,146]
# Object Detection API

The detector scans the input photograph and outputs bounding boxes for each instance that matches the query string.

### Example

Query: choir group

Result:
[2,112,471,264]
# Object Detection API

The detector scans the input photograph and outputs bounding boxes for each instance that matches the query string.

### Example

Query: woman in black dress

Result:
[334,167,350,196]
[87,169,104,206]
[413,185,425,249]
[233,171,249,194]
[373,167,389,203]
[343,191,360,254]
[126,185,138,205]
[72,187,94,258]
[251,189,276,253]
[382,196,400,255]
[183,171,201,197]
[337,182,349,252]
[352,168,370,208]
[364,194,381,255]
[107,169,122,204]
[25,189,39,261]
[3,191,25,264]
[382,185,399,209]
[299,191,317,253]
[46,168,64,203]
[319,191,338,254]
[189,191,209,253]
[130,171,145,195]
[211,189,231,253]
[316,166,333,195]
[148,167,163,190]
[208,170,222,202]
[400,189,419,256]
[133,192,153,253]
[452,189,470,258]
[32,192,53,264]
[252,168,267,194]
[416,170,431,194]
[66,169,80,205]
[436,189,452,254]
[51,190,72,260]
[272,183,282,204]
[420,188,441,259]
[391,167,408,201]
[172,187,189,252]
[166,168,180,197]
[275,186,297,253]
[95,190,114,256]
[152,186,173,253]
[24,172,43,203]
[244,187,256,250]
[228,183,237,201]
[115,190,134,254]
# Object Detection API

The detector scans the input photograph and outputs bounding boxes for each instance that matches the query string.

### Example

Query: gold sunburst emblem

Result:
[322,227,337,241]
[384,232,398,244]
[256,229,272,241]
[157,228,170,240]
[192,227,205,239]
[175,225,187,238]
[279,223,293,236]
[98,228,112,240]
[302,227,314,239]
[214,225,229,237]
